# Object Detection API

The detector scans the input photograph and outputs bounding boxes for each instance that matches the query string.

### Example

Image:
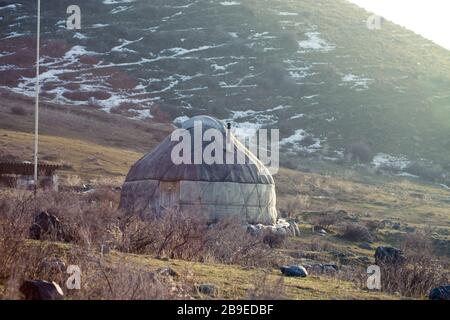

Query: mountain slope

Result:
[1,0,450,168]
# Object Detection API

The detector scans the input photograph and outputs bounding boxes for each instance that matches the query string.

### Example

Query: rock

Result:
[428,285,450,300]
[392,223,401,230]
[275,227,287,236]
[157,267,178,277]
[306,263,338,275]
[314,227,327,236]
[288,220,300,237]
[29,211,67,241]
[246,224,260,236]
[20,280,64,300]
[322,264,339,274]
[280,265,308,277]
[375,246,405,265]
[197,284,218,296]
[359,242,372,250]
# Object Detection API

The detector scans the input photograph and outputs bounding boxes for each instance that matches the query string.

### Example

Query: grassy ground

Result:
[113,251,397,300]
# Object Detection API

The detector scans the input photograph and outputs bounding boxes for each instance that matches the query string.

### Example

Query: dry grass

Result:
[379,232,450,298]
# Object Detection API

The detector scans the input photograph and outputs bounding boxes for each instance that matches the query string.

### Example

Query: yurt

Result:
[119,116,277,224]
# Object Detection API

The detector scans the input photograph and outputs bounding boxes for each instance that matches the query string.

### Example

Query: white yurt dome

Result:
[120,116,277,224]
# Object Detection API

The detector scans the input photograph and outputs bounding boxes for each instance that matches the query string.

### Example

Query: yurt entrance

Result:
[159,181,180,212]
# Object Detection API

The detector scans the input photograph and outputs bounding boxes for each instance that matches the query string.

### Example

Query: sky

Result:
[347,0,450,51]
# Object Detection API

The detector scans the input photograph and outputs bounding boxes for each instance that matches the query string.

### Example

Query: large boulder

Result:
[19,280,64,300]
[197,283,218,296]
[280,265,308,277]
[428,285,450,300]
[29,211,68,241]
[375,246,405,265]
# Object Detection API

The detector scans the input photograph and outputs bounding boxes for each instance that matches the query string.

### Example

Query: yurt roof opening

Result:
[120,116,277,225]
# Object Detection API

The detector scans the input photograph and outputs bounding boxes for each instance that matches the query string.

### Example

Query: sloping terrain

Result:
[1,0,450,168]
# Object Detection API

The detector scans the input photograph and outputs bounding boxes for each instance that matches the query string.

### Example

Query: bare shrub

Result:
[207,220,277,267]
[283,195,310,218]
[246,273,286,300]
[262,231,286,249]
[119,211,276,267]
[308,213,339,231]
[68,255,194,300]
[10,106,28,116]
[404,161,445,182]
[341,224,373,242]
[0,191,35,239]
[365,220,383,233]
[344,142,374,163]
[379,232,449,298]
[0,240,194,300]
[118,210,209,259]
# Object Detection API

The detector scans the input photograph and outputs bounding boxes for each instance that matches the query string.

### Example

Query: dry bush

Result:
[0,191,35,239]
[118,210,210,259]
[345,142,373,163]
[0,239,62,299]
[365,219,383,233]
[10,106,28,116]
[67,253,194,300]
[246,273,286,300]
[0,189,122,248]
[207,220,277,267]
[379,232,449,298]
[0,240,194,300]
[283,195,310,218]
[262,232,286,249]
[341,223,373,242]
[308,213,339,230]
[118,211,276,267]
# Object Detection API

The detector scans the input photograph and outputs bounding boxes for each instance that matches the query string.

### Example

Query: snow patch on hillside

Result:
[220,1,240,6]
[298,32,335,52]
[103,0,135,4]
[341,73,374,91]
[372,153,410,170]
[278,11,298,16]
[280,129,322,153]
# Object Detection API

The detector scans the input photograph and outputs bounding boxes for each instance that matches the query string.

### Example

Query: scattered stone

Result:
[197,283,218,296]
[246,224,260,236]
[280,265,308,277]
[375,246,405,265]
[274,227,287,236]
[82,184,94,193]
[157,267,179,277]
[392,223,401,230]
[306,264,338,275]
[359,242,372,250]
[428,285,450,300]
[314,227,327,236]
[288,220,300,237]
[20,280,64,300]
[29,211,68,241]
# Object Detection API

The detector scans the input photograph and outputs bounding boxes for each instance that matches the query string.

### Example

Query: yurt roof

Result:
[124,116,274,184]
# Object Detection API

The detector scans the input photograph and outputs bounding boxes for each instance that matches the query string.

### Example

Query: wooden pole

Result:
[34,0,41,196]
